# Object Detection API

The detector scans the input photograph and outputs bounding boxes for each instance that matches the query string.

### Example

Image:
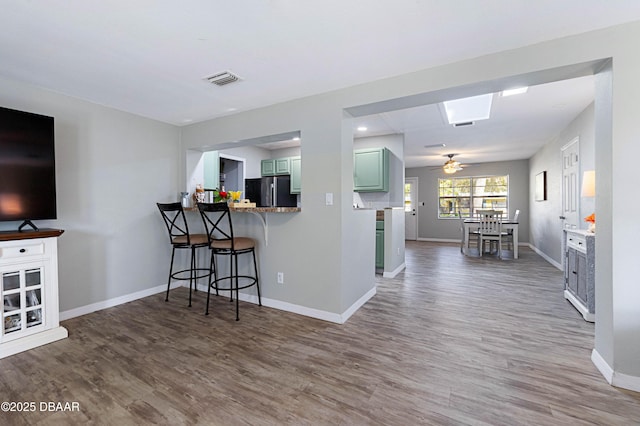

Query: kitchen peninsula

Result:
[225,205,301,246]
[186,205,300,246]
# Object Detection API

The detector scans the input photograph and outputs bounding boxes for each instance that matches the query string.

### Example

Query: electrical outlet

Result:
[277,272,284,284]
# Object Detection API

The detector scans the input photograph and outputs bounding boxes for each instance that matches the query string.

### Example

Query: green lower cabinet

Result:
[376,221,384,269]
[354,147,390,192]
[290,156,301,194]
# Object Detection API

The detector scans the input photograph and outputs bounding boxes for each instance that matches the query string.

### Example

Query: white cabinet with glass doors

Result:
[0,231,67,358]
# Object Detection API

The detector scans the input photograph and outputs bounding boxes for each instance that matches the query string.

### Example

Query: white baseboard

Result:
[383,262,406,278]
[417,237,459,243]
[200,284,376,324]
[60,282,181,321]
[592,348,640,392]
[61,281,375,325]
[592,348,614,384]
[528,243,562,270]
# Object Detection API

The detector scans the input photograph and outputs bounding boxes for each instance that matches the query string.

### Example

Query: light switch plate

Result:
[325,192,333,206]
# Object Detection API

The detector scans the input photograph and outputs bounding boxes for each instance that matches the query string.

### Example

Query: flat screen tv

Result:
[0,106,56,231]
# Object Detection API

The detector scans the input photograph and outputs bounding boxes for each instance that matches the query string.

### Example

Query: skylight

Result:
[443,94,493,125]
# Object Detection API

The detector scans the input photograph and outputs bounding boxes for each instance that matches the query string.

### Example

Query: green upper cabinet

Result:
[354,147,389,192]
[290,156,301,194]
[275,157,291,175]
[203,151,220,189]
[261,159,276,176]
[261,157,292,176]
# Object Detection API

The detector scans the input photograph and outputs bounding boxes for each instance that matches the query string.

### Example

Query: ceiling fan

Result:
[442,153,466,174]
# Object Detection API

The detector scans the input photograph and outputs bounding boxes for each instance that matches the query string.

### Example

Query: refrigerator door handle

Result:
[270,182,275,207]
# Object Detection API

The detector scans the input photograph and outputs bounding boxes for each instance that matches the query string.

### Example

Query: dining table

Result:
[463,219,519,259]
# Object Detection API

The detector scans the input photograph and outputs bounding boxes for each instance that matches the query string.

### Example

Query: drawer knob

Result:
[19,248,26,253]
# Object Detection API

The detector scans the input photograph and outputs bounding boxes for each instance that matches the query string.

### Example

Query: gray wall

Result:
[529,103,595,265]
[0,75,180,311]
[406,160,529,242]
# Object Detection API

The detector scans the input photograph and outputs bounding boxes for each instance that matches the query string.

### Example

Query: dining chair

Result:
[474,209,495,220]
[157,202,210,307]
[478,211,503,258]
[458,209,479,254]
[198,201,261,321]
[500,209,520,253]
[458,210,465,253]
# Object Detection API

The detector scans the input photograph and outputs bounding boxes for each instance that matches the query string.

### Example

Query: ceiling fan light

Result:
[443,161,458,174]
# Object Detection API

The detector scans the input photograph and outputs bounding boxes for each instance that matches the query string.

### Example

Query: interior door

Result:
[404,177,418,240]
[561,137,580,230]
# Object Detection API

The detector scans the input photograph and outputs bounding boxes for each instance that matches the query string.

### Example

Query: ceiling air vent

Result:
[204,70,241,86]
[453,121,475,127]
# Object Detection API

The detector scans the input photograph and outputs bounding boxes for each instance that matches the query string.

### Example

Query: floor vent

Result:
[204,71,241,86]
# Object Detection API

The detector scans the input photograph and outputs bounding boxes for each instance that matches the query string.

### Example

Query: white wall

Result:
[0,75,181,311]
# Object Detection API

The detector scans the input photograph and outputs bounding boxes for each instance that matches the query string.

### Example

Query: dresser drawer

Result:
[566,233,587,253]
[0,241,46,260]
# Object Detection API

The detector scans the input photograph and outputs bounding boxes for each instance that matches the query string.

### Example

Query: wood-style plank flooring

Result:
[1,242,640,425]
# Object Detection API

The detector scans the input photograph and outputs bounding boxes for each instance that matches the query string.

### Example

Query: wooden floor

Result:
[2,242,640,425]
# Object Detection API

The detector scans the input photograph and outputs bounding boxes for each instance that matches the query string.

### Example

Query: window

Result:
[404,182,413,212]
[438,175,508,218]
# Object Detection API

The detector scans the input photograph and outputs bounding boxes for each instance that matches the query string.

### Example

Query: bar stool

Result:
[157,202,210,307]
[197,202,261,321]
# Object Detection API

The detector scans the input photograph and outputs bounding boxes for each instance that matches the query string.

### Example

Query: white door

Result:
[404,177,418,240]
[561,137,580,230]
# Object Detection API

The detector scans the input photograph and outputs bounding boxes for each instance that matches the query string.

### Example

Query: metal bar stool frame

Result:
[197,202,261,321]
[157,202,210,307]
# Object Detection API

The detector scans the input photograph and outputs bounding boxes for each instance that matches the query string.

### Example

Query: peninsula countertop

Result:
[230,206,300,213]
[185,206,300,213]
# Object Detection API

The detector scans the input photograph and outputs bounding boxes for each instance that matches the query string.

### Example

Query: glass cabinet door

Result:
[2,267,44,337]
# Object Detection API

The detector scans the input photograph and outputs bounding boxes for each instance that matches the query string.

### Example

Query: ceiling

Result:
[2,2,639,167]
[354,75,595,168]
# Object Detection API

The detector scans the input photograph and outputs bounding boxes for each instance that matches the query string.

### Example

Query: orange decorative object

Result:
[584,213,595,224]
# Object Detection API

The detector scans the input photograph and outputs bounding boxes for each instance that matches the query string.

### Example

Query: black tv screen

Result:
[0,106,57,225]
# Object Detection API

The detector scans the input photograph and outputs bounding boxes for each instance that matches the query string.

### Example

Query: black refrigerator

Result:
[245,176,297,207]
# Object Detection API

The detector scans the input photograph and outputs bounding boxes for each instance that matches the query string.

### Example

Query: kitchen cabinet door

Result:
[262,157,291,176]
[375,227,384,269]
[354,148,389,192]
[203,151,219,189]
[261,159,276,176]
[290,156,301,194]
[275,157,291,175]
